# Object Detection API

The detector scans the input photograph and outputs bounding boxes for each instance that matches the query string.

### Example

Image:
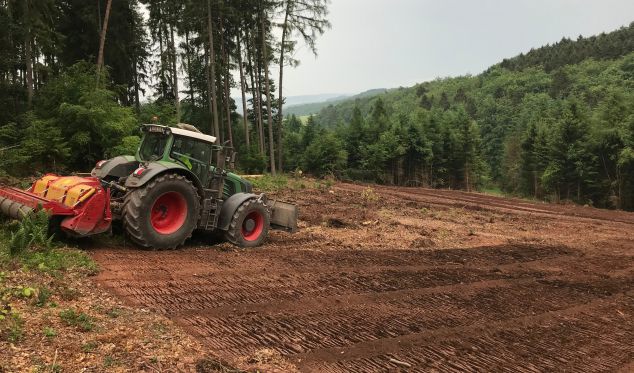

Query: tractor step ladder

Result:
[200,193,222,230]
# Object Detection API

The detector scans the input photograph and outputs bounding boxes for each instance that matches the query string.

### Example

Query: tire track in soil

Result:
[93,243,633,372]
[94,244,579,314]
[338,183,634,225]
[303,295,633,373]
[91,184,634,372]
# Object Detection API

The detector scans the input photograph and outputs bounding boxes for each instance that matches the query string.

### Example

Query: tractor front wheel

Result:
[225,198,270,248]
[123,174,199,249]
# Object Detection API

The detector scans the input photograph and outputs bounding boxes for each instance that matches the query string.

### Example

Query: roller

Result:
[0,195,34,220]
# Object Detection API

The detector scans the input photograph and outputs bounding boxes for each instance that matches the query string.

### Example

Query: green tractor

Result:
[0,123,297,249]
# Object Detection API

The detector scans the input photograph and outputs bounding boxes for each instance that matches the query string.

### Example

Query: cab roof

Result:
[143,124,217,144]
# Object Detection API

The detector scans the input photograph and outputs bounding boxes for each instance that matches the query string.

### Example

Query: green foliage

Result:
[1,311,23,343]
[300,34,634,209]
[138,101,177,126]
[109,135,141,158]
[59,309,94,332]
[0,213,97,274]
[238,144,269,174]
[8,210,54,256]
[103,356,117,368]
[18,286,36,298]
[106,307,122,319]
[302,132,347,177]
[82,341,98,353]
[35,287,51,307]
[43,326,57,338]
[499,24,634,72]
[3,62,139,174]
[248,175,290,192]
[35,63,138,169]
[360,187,379,204]
[21,248,98,275]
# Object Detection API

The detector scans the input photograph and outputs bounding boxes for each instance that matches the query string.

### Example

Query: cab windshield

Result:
[139,132,168,161]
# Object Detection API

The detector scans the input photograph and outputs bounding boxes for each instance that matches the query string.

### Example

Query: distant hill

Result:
[496,23,634,72]
[285,88,387,116]
[283,93,347,106]
[281,22,634,210]
[235,93,345,115]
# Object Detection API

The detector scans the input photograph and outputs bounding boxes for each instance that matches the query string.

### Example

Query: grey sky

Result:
[281,0,634,96]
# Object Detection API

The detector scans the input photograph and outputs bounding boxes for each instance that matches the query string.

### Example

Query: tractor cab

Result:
[137,124,215,185]
[133,124,250,198]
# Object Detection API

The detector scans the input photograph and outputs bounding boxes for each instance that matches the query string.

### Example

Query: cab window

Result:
[170,136,212,179]
[139,133,168,161]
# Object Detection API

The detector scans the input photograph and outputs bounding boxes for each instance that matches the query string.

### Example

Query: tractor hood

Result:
[91,155,138,179]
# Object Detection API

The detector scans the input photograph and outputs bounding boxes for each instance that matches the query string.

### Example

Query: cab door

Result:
[170,136,213,186]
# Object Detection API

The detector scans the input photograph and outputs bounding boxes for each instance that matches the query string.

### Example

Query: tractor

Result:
[0,123,298,249]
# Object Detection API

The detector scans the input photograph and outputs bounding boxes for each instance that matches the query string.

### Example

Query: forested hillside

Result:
[282,23,634,210]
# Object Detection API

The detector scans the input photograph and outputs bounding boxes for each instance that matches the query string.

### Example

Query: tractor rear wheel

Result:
[225,198,270,248]
[123,173,199,249]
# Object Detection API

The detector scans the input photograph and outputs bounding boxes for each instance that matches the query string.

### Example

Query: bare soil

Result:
[91,182,634,372]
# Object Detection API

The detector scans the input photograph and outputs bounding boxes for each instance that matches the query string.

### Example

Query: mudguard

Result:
[217,193,261,231]
[124,162,204,198]
[91,155,137,179]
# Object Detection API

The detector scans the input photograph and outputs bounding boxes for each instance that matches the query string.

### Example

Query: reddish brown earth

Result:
[90,182,634,372]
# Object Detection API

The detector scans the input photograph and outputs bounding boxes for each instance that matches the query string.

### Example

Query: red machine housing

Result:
[0,175,111,236]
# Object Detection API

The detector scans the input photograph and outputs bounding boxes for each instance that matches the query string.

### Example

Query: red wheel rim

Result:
[241,211,264,241]
[150,192,187,235]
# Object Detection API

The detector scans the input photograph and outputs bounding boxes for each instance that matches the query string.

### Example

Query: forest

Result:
[283,24,634,210]
[1,1,633,210]
[0,0,329,175]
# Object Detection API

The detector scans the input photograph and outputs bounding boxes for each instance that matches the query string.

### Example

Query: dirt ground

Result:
[90,182,634,372]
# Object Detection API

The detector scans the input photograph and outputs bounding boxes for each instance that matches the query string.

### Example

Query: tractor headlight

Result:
[95,160,108,169]
[132,167,146,178]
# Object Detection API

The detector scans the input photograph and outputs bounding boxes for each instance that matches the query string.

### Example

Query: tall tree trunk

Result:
[224,73,233,146]
[169,23,180,122]
[276,0,291,171]
[158,29,166,97]
[206,0,220,141]
[247,28,265,155]
[133,60,140,113]
[255,45,266,159]
[204,43,214,134]
[260,8,276,175]
[7,1,17,86]
[464,163,470,192]
[97,0,113,75]
[97,0,102,32]
[24,0,33,107]
[222,35,233,146]
[185,30,195,105]
[237,33,250,148]
[616,166,622,210]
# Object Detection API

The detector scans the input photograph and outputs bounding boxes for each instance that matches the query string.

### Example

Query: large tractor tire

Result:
[123,173,200,249]
[225,198,270,248]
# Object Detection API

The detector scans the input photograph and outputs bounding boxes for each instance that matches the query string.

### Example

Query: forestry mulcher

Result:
[0,124,298,249]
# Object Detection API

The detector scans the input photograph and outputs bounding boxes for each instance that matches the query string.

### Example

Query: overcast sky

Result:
[281,0,634,96]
